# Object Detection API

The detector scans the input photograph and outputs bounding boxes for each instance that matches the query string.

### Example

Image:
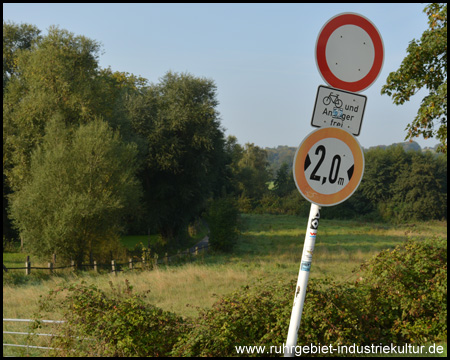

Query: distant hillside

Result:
[265,146,297,173]
[367,141,421,152]
[366,141,440,153]
[265,141,439,174]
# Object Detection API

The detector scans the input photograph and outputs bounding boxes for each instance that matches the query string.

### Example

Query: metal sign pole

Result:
[284,202,321,357]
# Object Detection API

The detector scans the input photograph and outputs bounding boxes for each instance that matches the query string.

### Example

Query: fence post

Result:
[25,256,30,275]
[48,262,53,274]
[93,260,97,273]
[164,252,169,266]
[71,260,76,272]
[111,260,117,276]
[129,258,133,270]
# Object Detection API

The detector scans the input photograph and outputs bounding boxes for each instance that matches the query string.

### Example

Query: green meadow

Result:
[3,214,447,356]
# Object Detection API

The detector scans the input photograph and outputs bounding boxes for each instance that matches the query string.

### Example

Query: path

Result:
[189,235,209,253]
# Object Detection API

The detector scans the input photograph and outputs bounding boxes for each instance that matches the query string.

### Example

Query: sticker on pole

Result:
[311,85,367,136]
[315,12,384,93]
[293,127,364,206]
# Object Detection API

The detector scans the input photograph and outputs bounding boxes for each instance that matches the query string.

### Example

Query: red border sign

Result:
[293,128,364,206]
[315,13,384,93]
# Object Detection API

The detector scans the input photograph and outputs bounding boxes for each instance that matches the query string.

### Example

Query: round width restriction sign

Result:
[315,12,384,93]
[293,128,364,206]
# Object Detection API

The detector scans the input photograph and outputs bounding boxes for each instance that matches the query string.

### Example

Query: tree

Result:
[359,145,410,204]
[389,152,447,221]
[381,3,447,153]
[3,25,104,193]
[127,72,227,245]
[3,21,42,241]
[273,162,296,198]
[236,143,271,201]
[359,145,447,222]
[205,197,239,253]
[9,118,142,267]
[3,23,149,243]
[3,21,41,89]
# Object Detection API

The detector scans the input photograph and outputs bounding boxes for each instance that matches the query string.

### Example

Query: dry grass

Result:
[3,263,266,321]
[3,214,447,322]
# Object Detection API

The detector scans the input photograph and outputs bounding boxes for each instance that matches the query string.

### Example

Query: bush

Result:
[173,236,447,356]
[359,236,447,344]
[36,237,446,356]
[205,197,240,252]
[38,280,187,357]
[171,280,292,357]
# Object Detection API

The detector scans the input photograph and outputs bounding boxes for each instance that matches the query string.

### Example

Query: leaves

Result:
[40,280,186,357]
[358,145,447,222]
[128,71,227,243]
[36,236,446,356]
[9,118,142,266]
[381,3,447,153]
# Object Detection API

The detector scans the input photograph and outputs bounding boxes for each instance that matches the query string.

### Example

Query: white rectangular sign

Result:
[311,85,367,136]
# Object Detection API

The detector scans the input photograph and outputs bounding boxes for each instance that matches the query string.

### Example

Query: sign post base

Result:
[284,202,321,357]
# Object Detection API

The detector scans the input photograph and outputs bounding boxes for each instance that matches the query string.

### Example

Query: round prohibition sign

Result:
[315,13,384,93]
[293,128,364,206]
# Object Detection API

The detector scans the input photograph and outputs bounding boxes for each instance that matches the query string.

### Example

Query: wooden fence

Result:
[3,243,209,275]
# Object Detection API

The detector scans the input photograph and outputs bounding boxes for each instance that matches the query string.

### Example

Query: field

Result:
[3,214,447,356]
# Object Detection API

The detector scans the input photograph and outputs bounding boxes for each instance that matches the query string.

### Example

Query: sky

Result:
[3,3,439,150]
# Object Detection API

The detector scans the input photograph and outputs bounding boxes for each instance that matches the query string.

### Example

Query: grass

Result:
[4,214,446,318]
[3,251,27,269]
[3,214,447,356]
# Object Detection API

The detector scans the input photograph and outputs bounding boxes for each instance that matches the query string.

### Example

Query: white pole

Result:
[284,203,321,357]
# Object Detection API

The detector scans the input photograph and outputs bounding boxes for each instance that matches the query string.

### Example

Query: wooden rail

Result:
[4,243,209,275]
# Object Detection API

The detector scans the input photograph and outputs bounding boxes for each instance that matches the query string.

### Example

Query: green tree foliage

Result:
[9,118,142,267]
[3,22,233,252]
[273,162,296,198]
[238,143,271,198]
[388,152,447,221]
[3,21,41,89]
[3,25,104,193]
[96,67,149,143]
[265,145,297,174]
[205,197,239,252]
[229,142,272,211]
[360,146,409,205]
[223,135,245,196]
[359,145,447,222]
[126,72,227,244]
[3,23,148,246]
[3,21,42,242]
[381,3,447,153]
[263,144,446,222]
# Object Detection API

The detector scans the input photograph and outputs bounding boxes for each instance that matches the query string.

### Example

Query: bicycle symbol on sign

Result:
[323,92,343,108]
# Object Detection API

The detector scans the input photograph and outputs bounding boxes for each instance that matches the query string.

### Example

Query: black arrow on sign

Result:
[347,165,354,181]
[305,154,311,171]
